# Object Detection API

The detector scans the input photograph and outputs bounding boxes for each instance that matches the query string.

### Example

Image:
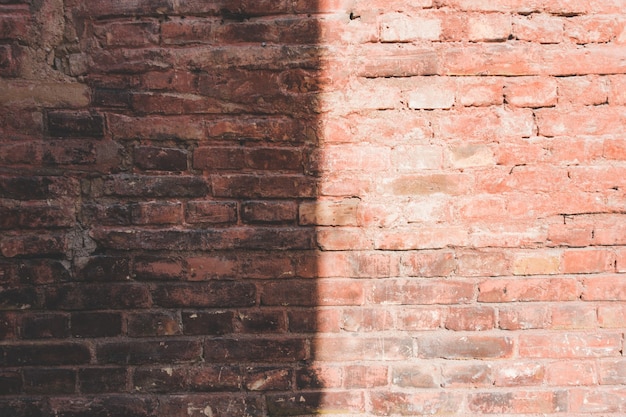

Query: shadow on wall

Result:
[0,0,332,416]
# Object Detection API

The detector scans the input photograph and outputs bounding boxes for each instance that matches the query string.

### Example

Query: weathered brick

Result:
[370,391,462,416]
[1,342,90,366]
[468,391,567,414]
[519,333,623,358]
[20,313,70,339]
[71,312,123,338]
[44,283,151,310]
[23,368,76,394]
[79,367,128,393]
[47,111,104,138]
[417,334,514,359]
[185,201,237,224]
[97,340,202,365]
[152,282,256,308]
[204,338,308,363]
[134,146,188,171]
[127,311,181,337]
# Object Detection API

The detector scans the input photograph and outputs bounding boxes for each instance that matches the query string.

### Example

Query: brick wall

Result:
[1,0,626,416]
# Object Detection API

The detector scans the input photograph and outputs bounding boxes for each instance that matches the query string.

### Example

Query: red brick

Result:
[467,12,511,42]
[468,390,567,414]
[344,365,388,388]
[569,388,626,414]
[212,174,316,198]
[519,333,623,358]
[445,306,495,331]
[562,249,616,274]
[182,311,234,336]
[512,13,563,44]
[566,16,622,44]
[456,250,511,277]
[455,76,503,106]
[504,76,557,108]
[495,362,544,387]
[600,359,626,384]
[400,250,456,277]
[598,304,626,328]
[131,201,184,225]
[546,360,598,386]
[93,21,160,47]
[557,75,609,105]
[48,396,158,417]
[369,279,474,305]
[340,307,393,332]
[185,201,237,224]
[396,307,442,331]
[582,275,626,301]
[133,256,184,281]
[44,283,151,310]
[417,334,513,359]
[393,363,440,388]
[97,339,202,365]
[498,305,550,330]
[550,304,597,330]
[296,364,342,389]
[370,391,463,415]
[313,336,412,361]
[479,278,579,302]
[442,362,493,387]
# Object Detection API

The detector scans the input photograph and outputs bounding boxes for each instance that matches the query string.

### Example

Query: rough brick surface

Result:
[1,0,625,416]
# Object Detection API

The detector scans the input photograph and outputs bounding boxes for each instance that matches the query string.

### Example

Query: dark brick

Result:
[81,203,132,226]
[71,312,123,338]
[0,286,38,310]
[0,176,79,200]
[0,312,17,339]
[0,44,19,77]
[0,204,74,229]
[134,146,188,171]
[20,313,70,339]
[187,365,242,392]
[127,311,181,337]
[241,201,297,224]
[182,311,234,335]
[244,147,303,171]
[153,282,256,308]
[234,310,286,333]
[2,342,90,366]
[192,146,245,170]
[79,367,128,393]
[48,396,159,417]
[47,111,104,138]
[42,140,97,166]
[0,371,22,395]
[212,174,316,198]
[0,233,67,258]
[17,259,71,285]
[97,340,202,365]
[133,367,186,393]
[245,367,292,391]
[75,256,130,281]
[44,283,151,310]
[0,398,46,417]
[159,394,264,417]
[92,88,132,107]
[102,174,209,197]
[23,368,76,394]
[204,338,308,363]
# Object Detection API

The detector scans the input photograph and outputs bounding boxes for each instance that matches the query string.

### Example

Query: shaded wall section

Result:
[1,1,324,416]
